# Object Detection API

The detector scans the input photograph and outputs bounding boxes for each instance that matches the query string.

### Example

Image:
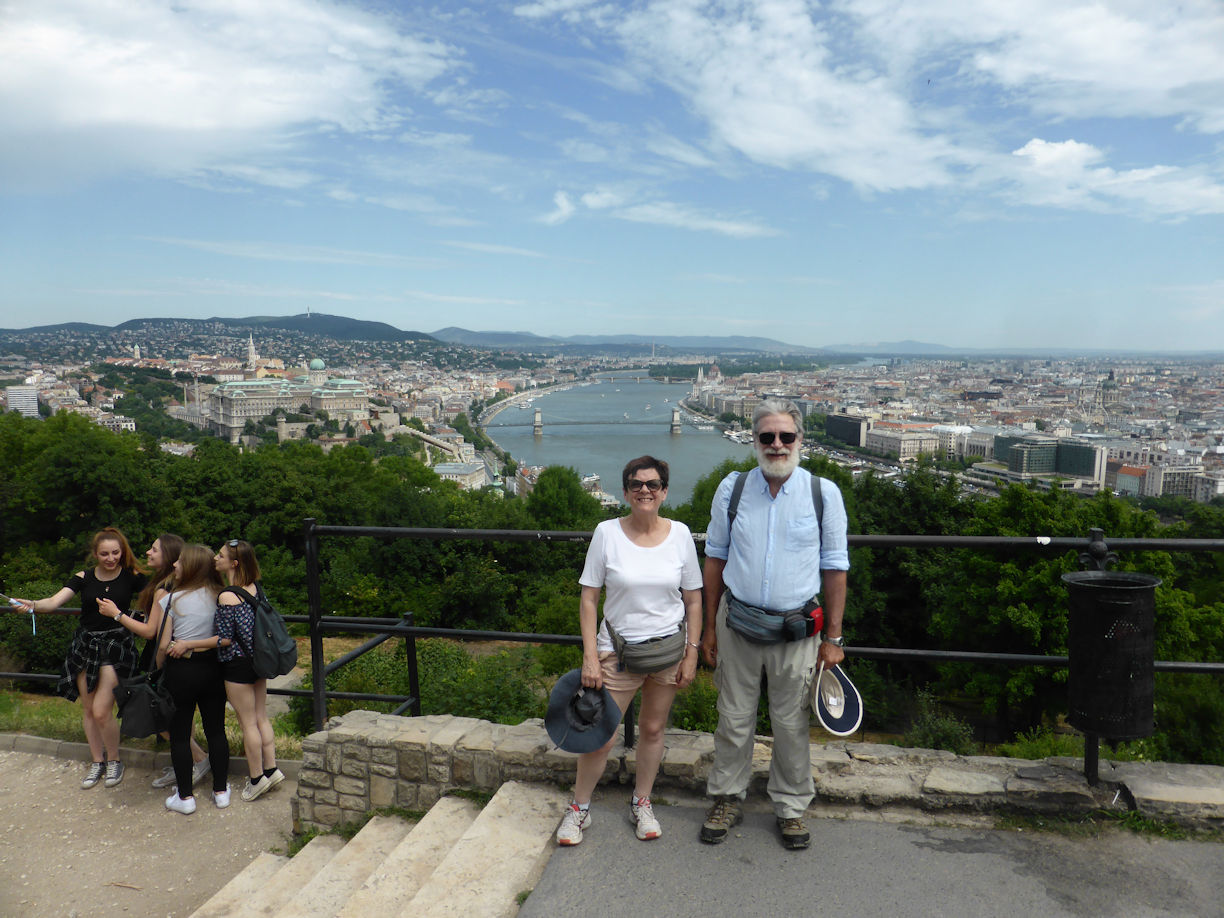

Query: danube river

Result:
[483,376,752,506]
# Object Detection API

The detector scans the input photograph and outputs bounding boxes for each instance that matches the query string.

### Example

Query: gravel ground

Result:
[0,750,295,918]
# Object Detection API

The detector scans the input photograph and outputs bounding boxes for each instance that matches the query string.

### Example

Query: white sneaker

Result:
[165,790,196,815]
[191,758,211,787]
[630,797,662,840]
[103,760,125,788]
[214,784,231,809]
[151,765,176,788]
[241,776,271,802]
[264,767,285,791]
[556,803,592,846]
[81,762,105,789]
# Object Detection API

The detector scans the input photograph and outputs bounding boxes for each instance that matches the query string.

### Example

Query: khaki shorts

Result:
[597,651,681,693]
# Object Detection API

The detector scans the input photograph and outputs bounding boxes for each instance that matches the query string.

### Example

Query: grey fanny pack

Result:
[605,620,686,673]
[725,593,823,644]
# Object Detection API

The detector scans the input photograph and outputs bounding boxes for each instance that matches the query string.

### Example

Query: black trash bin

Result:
[1062,570,1161,742]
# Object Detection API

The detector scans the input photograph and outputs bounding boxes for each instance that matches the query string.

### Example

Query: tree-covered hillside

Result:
[2,409,1223,762]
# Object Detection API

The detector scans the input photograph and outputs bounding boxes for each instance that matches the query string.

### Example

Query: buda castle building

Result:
[206,336,368,442]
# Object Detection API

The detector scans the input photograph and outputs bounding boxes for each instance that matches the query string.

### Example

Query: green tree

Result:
[525,466,603,531]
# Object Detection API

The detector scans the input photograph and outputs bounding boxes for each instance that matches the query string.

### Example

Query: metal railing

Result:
[6,522,1224,756]
[298,521,1224,732]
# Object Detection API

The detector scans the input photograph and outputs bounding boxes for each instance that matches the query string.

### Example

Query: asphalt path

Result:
[0,749,295,918]
[521,794,1224,918]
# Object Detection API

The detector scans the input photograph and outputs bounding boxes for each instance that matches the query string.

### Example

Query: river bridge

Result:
[488,404,692,435]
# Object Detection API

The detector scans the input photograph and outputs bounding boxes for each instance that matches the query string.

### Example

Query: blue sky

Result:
[2,0,1222,352]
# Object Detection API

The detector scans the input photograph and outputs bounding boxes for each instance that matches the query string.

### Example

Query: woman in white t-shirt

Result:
[556,456,703,847]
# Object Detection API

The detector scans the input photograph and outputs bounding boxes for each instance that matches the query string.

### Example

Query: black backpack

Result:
[225,584,298,679]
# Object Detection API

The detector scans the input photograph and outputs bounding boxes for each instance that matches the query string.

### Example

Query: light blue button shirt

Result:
[705,466,850,611]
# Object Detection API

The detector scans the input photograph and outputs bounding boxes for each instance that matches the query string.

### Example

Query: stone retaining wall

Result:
[290,709,1180,833]
[293,711,715,831]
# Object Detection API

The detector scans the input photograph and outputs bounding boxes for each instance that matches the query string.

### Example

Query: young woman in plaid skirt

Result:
[15,528,147,789]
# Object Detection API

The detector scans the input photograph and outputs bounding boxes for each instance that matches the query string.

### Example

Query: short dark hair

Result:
[622,455,669,491]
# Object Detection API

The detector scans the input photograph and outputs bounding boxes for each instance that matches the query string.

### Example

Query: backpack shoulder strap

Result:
[728,469,828,544]
[811,475,824,543]
[726,471,748,530]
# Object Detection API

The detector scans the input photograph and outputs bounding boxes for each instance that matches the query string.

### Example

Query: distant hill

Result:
[6,314,438,343]
[432,328,558,348]
[0,322,111,334]
[830,340,962,356]
[431,328,821,354]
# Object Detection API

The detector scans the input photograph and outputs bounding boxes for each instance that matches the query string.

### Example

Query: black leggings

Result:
[164,652,229,796]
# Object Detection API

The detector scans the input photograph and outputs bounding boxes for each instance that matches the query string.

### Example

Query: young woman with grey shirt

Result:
[159,544,231,814]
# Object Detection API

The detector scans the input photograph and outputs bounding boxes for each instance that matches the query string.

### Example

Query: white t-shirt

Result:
[160,587,219,643]
[579,518,703,653]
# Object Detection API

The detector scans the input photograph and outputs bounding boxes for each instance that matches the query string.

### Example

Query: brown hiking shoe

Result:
[777,816,810,850]
[700,795,743,844]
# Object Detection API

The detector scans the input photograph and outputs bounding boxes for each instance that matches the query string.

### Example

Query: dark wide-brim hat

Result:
[812,661,863,737]
[545,668,623,754]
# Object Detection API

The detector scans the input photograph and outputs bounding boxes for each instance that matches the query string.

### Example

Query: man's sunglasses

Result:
[757,431,798,446]
[626,479,664,492]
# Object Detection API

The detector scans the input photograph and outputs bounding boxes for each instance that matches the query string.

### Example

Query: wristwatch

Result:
[823,635,845,647]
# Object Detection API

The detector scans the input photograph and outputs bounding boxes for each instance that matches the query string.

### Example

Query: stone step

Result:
[235,834,346,918]
[191,851,288,918]
[406,781,570,918]
[272,814,413,918]
[336,796,481,918]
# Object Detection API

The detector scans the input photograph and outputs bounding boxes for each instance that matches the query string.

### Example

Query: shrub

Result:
[669,670,719,733]
[996,726,1083,760]
[1141,674,1224,766]
[903,690,977,755]
[289,639,546,732]
[0,578,78,684]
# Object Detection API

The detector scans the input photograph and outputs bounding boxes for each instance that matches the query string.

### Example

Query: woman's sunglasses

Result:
[626,479,664,492]
[757,431,798,446]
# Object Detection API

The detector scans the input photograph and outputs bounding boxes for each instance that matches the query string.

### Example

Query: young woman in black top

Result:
[16,528,147,789]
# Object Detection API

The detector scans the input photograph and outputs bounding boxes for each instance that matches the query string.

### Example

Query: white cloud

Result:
[1005,138,1224,215]
[0,0,460,188]
[541,187,776,237]
[441,241,547,258]
[198,164,320,190]
[513,0,602,22]
[142,236,446,268]
[613,201,778,238]
[579,189,624,209]
[404,290,525,306]
[609,0,966,192]
[541,191,576,224]
[524,0,1224,217]
[841,0,1224,130]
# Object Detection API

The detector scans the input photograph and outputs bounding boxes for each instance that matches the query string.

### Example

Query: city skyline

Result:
[2,1,1222,352]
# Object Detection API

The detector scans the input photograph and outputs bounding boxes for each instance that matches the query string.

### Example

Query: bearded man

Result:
[699,397,850,850]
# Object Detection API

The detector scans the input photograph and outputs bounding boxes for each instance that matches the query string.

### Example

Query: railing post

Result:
[304,517,327,731]
[1079,527,1117,572]
[403,612,422,717]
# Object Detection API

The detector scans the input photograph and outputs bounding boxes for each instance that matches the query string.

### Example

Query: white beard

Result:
[756,444,800,480]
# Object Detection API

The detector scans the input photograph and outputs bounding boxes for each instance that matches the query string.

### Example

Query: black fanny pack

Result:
[725,593,823,644]
[605,620,687,673]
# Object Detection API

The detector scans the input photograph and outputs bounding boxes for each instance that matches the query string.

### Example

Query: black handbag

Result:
[114,595,176,738]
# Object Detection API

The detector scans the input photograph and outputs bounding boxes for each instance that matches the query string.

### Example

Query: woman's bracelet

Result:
[686,640,700,649]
